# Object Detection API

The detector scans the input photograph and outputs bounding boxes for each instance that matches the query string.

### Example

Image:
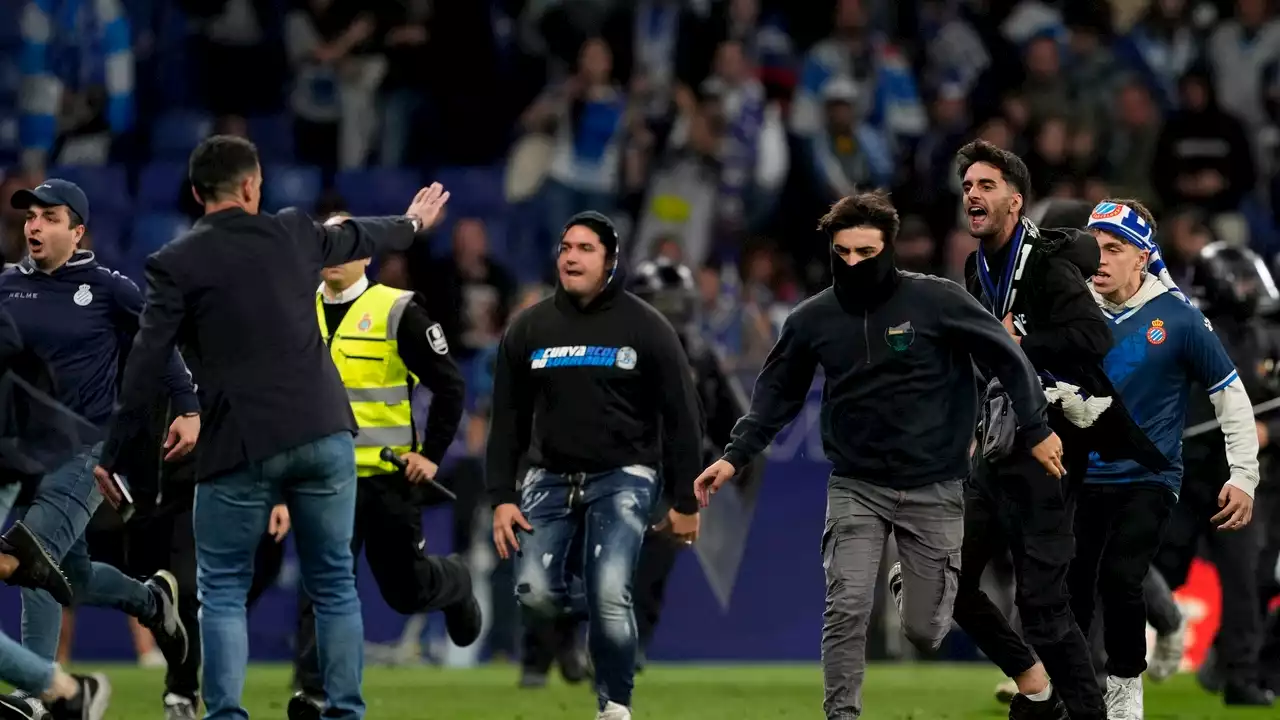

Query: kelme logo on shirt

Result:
[885,321,915,352]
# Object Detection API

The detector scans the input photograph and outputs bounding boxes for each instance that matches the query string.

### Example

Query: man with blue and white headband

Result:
[1075,198,1260,720]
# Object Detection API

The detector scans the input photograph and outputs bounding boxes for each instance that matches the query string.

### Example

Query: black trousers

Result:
[952,447,1106,720]
[1068,483,1175,679]
[1154,461,1266,686]
[634,530,686,654]
[295,472,470,696]
[1088,566,1184,681]
[86,485,284,702]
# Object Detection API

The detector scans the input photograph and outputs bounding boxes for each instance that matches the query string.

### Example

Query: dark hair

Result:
[1103,197,1158,232]
[188,135,260,204]
[955,139,1033,198]
[817,190,901,245]
[66,210,84,230]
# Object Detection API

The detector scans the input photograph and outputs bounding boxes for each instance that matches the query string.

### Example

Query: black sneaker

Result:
[1,522,73,607]
[141,571,188,666]
[556,627,589,685]
[286,692,323,720]
[1223,682,1275,707]
[47,673,110,720]
[518,669,548,689]
[162,693,197,720]
[1008,693,1069,720]
[0,691,48,719]
[442,555,482,648]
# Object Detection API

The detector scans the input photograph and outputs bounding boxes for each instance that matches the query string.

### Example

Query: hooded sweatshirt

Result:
[720,242,1049,488]
[485,217,704,513]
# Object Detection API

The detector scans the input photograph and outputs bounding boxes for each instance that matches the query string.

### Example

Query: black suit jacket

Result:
[100,207,418,481]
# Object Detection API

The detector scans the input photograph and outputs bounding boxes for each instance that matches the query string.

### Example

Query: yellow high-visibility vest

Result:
[317,284,417,477]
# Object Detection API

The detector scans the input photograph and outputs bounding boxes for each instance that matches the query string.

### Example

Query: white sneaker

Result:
[595,700,632,720]
[994,678,1018,704]
[1104,675,1143,720]
[1147,617,1186,682]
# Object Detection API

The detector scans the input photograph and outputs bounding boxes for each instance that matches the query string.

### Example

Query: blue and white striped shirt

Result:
[20,0,134,160]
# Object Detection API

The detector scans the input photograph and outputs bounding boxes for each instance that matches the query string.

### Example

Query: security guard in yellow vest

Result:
[290,240,482,720]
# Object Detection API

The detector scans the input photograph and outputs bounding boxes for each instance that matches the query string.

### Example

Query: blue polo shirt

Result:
[0,251,198,426]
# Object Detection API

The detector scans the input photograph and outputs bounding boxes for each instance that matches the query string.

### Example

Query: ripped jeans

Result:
[514,466,657,711]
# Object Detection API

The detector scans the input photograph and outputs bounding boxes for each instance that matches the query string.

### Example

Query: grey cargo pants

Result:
[821,476,965,719]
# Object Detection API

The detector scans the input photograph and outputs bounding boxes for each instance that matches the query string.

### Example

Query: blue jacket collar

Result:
[17,250,97,276]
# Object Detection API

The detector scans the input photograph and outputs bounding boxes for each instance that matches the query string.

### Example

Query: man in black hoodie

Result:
[693,191,1064,720]
[487,212,703,720]
[1152,66,1257,217]
[950,141,1169,720]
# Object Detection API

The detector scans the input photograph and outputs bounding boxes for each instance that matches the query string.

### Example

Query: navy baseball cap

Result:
[10,179,90,226]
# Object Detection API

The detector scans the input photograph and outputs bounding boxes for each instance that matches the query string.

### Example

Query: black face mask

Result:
[831,246,899,311]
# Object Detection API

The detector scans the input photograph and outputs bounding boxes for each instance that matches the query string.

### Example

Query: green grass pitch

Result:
[41,662,1266,718]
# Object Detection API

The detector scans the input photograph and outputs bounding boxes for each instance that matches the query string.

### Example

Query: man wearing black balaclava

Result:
[693,191,1065,720]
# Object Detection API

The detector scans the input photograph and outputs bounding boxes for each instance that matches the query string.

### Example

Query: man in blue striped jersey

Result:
[1071,198,1261,720]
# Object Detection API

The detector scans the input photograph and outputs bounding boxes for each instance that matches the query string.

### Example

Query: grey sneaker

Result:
[141,571,188,666]
[888,562,904,614]
[162,693,197,720]
[0,691,48,719]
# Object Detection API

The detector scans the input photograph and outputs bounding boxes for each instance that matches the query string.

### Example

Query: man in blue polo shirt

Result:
[1072,198,1261,719]
[0,179,193,675]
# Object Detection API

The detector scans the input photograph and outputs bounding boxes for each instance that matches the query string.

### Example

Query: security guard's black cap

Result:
[11,179,90,226]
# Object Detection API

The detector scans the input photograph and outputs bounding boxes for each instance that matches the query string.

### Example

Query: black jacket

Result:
[722,264,1049,489]
[101,208,419,480]
[0,306,100,481]
[1185,314,1279,474]
[685,334,743,463]
[964,225,1170,471]
[485,277,704,514]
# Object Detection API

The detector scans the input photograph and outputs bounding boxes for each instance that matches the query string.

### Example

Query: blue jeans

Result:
[194,432,363,720]
[514,466,657,710]
[0,483,55,694]
[17,442,157,661]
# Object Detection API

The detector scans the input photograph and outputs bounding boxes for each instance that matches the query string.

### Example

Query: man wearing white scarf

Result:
[1075,198,1260,720]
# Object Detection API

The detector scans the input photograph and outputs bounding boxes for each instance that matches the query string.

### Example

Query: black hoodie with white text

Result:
[484,253,704,514]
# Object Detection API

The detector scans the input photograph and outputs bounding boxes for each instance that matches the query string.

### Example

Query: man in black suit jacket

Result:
[92,135,450,720]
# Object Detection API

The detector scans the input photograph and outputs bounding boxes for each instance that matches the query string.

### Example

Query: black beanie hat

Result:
[562,211,619,256]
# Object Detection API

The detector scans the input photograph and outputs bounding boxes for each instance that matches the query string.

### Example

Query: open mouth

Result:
[564,268,584,277]
[26,238,42,251]
[1094,271,1110,281]
[967,206,988,220]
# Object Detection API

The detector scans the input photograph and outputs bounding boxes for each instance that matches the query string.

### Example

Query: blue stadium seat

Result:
[263,164,322,213]
[131,213,191,258]
[334,169,422,216]
[137,161,188,213]
[433,165,506,216]
[151,111,212,160]
[0,3,20,47]
[248,114,295,162]
[0,110,17,160]
[47,165,132,218]
[87,219,128,272]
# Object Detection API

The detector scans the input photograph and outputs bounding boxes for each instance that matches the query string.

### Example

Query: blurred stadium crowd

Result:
[3,0,1280,674]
